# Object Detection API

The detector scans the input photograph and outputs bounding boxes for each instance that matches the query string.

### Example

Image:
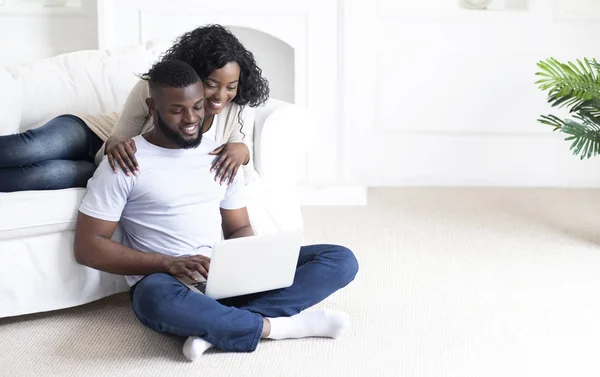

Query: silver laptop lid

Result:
[205,229,304,300]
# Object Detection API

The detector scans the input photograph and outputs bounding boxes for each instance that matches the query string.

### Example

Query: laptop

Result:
[177,229,304,300]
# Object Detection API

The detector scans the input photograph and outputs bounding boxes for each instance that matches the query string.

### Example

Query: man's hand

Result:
[209,142,250,185]
[105,135,139,176]
[164,255,211,280]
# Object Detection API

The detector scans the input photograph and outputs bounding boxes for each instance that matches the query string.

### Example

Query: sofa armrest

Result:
[253,99,311,187]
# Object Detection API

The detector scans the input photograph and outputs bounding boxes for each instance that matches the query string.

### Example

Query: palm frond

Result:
[538,114,567,131]
[572,98,600,118]
[535,58,600,110]
[561,119,600,159]
[536,57,600,159]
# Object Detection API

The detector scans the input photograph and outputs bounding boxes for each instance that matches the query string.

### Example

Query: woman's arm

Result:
[96,79,150,173]
[111,79,150,138]
[210,105,255,184]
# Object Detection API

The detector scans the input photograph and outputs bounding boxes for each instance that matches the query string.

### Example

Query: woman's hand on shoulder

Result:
[105,135,139,176]
[209,142,250,185]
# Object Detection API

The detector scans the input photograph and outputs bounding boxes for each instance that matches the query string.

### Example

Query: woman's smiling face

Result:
[203,61,241,115]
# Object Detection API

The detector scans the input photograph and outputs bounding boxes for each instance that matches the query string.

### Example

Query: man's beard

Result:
[155,110,202,149]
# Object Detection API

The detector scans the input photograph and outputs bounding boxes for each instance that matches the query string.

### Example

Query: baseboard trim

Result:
[298,186,368,206]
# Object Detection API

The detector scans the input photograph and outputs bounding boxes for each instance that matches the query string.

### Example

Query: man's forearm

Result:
[225,225,254,239]
[75,235,172,276]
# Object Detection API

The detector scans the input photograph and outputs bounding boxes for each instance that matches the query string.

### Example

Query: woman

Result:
[104,24,269,185]
[0,24,268,192]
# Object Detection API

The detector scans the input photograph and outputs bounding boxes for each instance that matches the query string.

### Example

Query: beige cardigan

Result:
[80,80,254,168]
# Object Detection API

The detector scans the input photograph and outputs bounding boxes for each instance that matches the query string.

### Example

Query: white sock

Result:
[182,336,214,361]
[266,309,350,340]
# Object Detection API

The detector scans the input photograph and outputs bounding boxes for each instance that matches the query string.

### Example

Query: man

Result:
[74,59,359,361]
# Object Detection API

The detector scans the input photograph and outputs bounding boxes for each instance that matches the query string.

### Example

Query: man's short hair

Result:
[145,59,201,93]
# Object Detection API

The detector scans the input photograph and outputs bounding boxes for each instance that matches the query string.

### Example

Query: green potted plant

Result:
[536,57,600,159]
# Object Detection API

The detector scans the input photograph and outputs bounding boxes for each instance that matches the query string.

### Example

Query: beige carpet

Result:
[2,188,600,377]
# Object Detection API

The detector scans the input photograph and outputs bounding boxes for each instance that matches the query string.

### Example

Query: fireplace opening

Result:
[228,25,295,104]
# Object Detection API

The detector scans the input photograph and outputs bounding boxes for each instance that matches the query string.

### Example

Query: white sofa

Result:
[0,43,307,319]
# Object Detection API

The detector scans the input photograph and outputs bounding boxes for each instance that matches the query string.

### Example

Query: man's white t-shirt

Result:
[203,114,217,141]
[79,133,246,286]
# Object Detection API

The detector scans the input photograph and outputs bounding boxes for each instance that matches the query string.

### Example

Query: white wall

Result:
[0,0,98,66]
[343,0,600,188]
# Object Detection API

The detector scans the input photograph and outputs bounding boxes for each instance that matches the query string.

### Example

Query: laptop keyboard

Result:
[191,280,207,293]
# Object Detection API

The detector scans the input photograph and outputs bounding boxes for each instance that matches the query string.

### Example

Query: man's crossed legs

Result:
[130,244,359,360]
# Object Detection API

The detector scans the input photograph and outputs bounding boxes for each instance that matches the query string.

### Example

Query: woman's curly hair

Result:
[160,24,270,108]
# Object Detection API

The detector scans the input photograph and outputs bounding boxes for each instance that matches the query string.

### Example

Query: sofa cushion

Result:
[0,67,22,136]
[0,188,86,240]
[6,45,160,132]
[7,50,108,131]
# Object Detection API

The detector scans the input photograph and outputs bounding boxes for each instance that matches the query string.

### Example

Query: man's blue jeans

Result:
[0,115,103,192]
[130,244,359,352]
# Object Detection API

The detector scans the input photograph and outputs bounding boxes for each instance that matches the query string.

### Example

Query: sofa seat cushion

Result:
[0,180,303,241]
[0,188,86,240]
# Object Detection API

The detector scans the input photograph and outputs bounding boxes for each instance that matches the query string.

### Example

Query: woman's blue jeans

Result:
[0,115,103,192]
[130,244,359,353]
